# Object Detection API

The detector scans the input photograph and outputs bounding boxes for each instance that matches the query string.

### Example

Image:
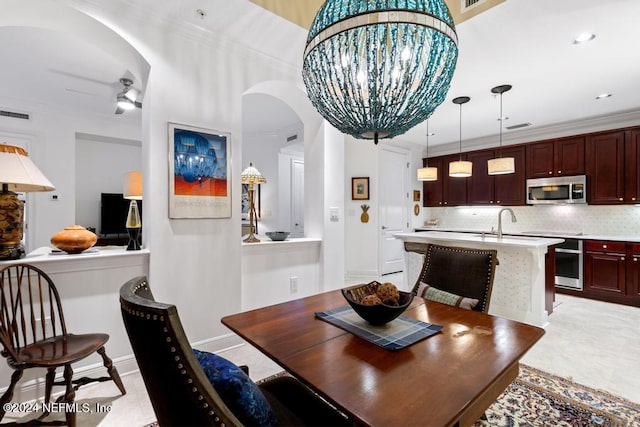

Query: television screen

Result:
[100,193,142,236]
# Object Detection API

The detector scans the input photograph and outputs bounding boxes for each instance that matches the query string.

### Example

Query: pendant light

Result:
[449,96,472,177]
[417,121,438,181]
[302,0,459,144]
[487,84,515,175]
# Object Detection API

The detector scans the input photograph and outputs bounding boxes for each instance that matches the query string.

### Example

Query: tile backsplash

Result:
[423,205,640,238]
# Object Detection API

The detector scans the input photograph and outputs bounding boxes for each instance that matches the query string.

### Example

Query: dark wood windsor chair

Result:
[0,263,125,426]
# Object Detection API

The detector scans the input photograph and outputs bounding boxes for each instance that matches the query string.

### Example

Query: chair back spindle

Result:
[0,264,66,360]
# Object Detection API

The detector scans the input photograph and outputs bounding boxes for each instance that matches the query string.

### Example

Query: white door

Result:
[379,147,409,275]
[291,160,304,238]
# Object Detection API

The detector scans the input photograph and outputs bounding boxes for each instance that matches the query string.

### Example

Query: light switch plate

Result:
[329,207,339,222]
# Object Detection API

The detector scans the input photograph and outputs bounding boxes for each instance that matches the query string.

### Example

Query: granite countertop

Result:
[414,227,640,243]
[395,231,564,249]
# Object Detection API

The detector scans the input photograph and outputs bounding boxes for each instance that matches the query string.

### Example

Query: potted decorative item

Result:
[50,225,97,254]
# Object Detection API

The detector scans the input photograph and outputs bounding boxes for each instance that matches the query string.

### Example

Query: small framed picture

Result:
[351,177,370,200]
[413,190,421,202]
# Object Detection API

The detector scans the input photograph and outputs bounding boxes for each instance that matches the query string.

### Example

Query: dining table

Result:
[222,290,545,427]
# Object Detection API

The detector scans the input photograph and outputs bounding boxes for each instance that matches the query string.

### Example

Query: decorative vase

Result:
[50,225,97,254]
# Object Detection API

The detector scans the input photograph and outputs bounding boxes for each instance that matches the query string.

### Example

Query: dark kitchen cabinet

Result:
[627,243,640,305]
[584,240,626,299]
[466,150,494,205]
[624,129,640,203]
[422,154,468,207]
[466,146,525,206]
[526,136,585,178]
[422,157,443,207]
[494,146,526,206]
[586,130,625,204]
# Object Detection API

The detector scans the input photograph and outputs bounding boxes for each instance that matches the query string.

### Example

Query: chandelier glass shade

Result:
[302,0,459,144]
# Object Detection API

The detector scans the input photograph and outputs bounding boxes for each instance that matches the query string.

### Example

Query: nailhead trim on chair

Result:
[122,299,226,425]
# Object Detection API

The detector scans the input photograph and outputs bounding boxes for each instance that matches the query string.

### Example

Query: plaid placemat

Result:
[315,305,442,350]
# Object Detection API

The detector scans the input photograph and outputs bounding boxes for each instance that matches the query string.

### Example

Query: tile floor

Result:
[3,275,639,426]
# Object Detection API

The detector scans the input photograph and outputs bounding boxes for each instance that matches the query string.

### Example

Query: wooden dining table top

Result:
[222,290,545,427]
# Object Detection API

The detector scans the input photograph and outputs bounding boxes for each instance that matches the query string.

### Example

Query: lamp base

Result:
[126,227,141,251]
[0,243,25,260]
[243,234,261,243]
[0,190,25,260]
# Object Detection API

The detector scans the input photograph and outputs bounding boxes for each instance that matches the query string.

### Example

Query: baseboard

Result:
[345,270,379,278]
[2,332,245,404]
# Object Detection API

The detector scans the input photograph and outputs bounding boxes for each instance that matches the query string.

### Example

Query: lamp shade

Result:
[487,157,515,175]
[123,171,143,200]
[449,160,472,178]
[0,144,55,192]
[302,0,458,143]
[241,163,267,185]
[417,167,438,181]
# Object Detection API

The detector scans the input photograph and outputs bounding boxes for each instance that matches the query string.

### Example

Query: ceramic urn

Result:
[50,225,97,254]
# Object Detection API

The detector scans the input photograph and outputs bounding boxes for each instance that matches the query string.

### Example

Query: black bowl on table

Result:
[341,282,414,326]
[265,231,290,241]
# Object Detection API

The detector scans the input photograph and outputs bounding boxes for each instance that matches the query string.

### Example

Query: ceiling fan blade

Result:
[134,100,142,109]
[124,87,140,102]
[115,106,125,114]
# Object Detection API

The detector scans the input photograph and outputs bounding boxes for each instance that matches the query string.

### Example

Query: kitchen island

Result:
[394,231,563,327]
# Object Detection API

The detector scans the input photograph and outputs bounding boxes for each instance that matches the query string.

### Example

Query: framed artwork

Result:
[351,177,370,200]
[413,190,421,202]
[169,122,231,218]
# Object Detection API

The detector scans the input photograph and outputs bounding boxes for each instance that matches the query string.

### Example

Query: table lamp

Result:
[241,163,266,243]
[123,171,142,250]
[0,144,55,260]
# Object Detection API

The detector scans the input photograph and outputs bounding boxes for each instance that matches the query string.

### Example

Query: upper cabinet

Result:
[494,146,526,206]
[586,130,637,205]
[421,125,638,207]
[624,128,640,204]
[526,136,585,178]
[466,146,526,206]
[422,154,468,207]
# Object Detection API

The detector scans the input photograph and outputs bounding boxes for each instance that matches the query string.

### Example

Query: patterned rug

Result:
[475,365,639,427]
[143,364,640,427]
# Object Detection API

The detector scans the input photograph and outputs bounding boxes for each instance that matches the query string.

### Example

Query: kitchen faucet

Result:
[496,207,517,239]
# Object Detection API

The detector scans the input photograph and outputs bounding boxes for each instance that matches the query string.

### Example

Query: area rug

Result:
[474,364,639,427]
[143,364,640,427]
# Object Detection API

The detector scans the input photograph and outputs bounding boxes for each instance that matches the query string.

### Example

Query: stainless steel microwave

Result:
[526,175,587,205]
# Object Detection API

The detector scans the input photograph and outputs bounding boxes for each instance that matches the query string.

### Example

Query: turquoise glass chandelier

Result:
[302,0,459,144]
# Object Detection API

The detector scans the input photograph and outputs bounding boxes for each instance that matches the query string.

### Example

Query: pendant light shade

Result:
[417,166,438,181]
[449,96,472,178]
[417,121,438,181]
[487,157,515,175]
[488,84,515,175]
[302,0,459,144]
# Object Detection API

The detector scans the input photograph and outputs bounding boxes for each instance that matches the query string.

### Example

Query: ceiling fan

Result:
[115,77,142,114]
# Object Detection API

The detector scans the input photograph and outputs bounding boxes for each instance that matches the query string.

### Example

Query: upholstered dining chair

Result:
[120,275,352,427]
[407,243,498,313]
[0,263,126,426]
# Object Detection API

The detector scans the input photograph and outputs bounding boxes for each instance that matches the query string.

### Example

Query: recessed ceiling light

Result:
[573,33,596,44]
[595,93,612,100]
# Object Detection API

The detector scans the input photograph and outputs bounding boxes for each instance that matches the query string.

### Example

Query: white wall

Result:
[0,0,320,374]
[344,139,424,277]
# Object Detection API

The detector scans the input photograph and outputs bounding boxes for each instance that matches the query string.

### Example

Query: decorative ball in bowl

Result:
[342,281,413,325]
[265,231,290,241]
